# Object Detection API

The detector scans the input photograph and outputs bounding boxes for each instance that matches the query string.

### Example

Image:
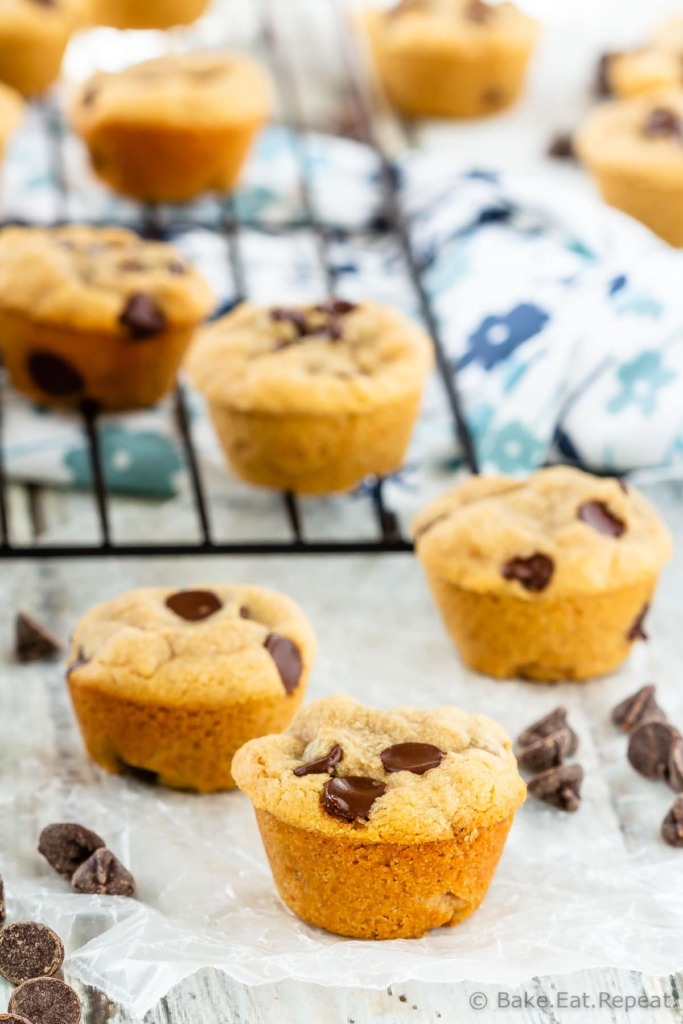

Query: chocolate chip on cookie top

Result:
[643,106,683,140]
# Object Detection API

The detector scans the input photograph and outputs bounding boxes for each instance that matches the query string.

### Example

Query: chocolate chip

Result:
[643,107,683,141]
[72,848,135,897]
[293,744,343,777]
[466,0,492,21]
[547,133,576,160]
[528,764,584,812]
[627,720,681,781]
[518,707,576,750]
[322,776,386,822]
[238,606,251,619]
[0,874,5,926]
[66,648,88,676]
[0,923,64,985]
[15,613,62,663]
[270,308,309,337]
[662,796,683,847]
[165,590,222,622]
[578,500,626,537]
[9,978,82,1024]
[168,261,187,275]
[27,352,84,398]
[668,740,683,793]
[119,293,167,339]
[502,553,554,592]
[380,742,445,775]
[627,604,650,642]
[595,53,616,97]
[38,823,105,878]
[264,634,302,694]
[315,298,357,317]
[612,684,666,733]
[517,728,576,773]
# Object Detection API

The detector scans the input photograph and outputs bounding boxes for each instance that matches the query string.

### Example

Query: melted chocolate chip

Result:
[293,743,343,777]
[315,298,357,317]
[15,613,62,663]
[72,848,135,896]
[595,53,616,97]
[669,740,683,793]
[643,107,683,140]
[239,606,251,619]
[518,707,575,749]
[270,308,309,337]
[578,500,626,537]
[0,923,64,985]
[27,352,84,398]
[502,553,554,592]
[517,728,576,773]
[627,604,650,642]
[322,776,386,822]
[264,634,302,694]
[547,133,576,160]
[38,823,105,878]
[380,742,445,775]
[662,796,683,847]
[9,978,82,1024]
[528,764,584,812]
[612,684,666,733]
[119,293,167,339]
[165,590,222,622]
[627,720,681,781]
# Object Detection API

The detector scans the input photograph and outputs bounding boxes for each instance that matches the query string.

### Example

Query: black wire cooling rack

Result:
[0,0,477,559]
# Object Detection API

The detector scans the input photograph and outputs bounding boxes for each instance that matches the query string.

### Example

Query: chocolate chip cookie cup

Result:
[67,586,317,793]
[0,225,214,411]
[362,0,539,119]
[413,467,672,682]
[232,696,525,939]
[187,299,433,495]
[71,53,270,203]
[575,91,683,246]
[0,0,81,97]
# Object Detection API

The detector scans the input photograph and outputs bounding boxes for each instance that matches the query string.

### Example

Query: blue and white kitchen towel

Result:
[3,107,683,496]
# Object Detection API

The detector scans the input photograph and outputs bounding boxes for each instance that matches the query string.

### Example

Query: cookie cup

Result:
[0,5,80,96]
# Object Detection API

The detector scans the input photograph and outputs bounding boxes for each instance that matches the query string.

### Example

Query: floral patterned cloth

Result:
[3,111,683,496]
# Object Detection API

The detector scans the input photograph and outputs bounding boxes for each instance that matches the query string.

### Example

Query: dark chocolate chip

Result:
[0,923,64,985]
[264,633,302,694]
[627,720,681,781]
[322,776,386,822]
[9,978,82,1024]
[380,742,445,776]
[72,848,135,897]
[643,107,683,141]
[293,743,343,777]
[502,553,554,592]
[38,823,105,878]
[612,684,666,733]
[27,352,84,398]
[0,874,5,926]
[578,500,626,537]
[270,308,309,337]
[527,764,584,812]
[595,52,617,97]
[15,613,63,663]
[239,606,251,619]
[662,796,683,847]
[517,727,576,773]
[165,590,222,622]
[315,298,357,317]
[627,604,650,642]
[119,293,167,339]
[518,707,576,750]
[547,133,576,160]
[668,740,683,793]
[66,648,89,676]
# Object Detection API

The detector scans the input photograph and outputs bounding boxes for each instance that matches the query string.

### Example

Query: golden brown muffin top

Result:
[232,695,525,842]
[71,51,271,131]
[68,585,317,705]
[371,0,538,50]
[0,81,23,144]
[0,225,214,333]
[413,466,672,599]
[576,89,683,183]
[187,299,434,415]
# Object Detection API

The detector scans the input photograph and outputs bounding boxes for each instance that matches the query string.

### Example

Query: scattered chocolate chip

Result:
[643,107,683,141]
[517,728,576,773]
[165,590,222,622]
[380,742,445,775]
[628,720,681,781]
[668,740,683,793]
[627,604,650,642]
[119,293,167,339]
[264,634,302,694]
[27,352,84,398]
[502,553,554,592]
[528,764,584,812]
[38,823,105,878]
[315,298,357,317]
[662,796,683,847]
[9,978,82,1024]
[66,648,89,676]
[518,707,576,750]
[322,776,386,822]
[0,923,64,985]
[72,849,135,897]
[578,500,626,537]
[547,133,576,160]
[0,874,5,926]
[595,53,616,97]
[293,743,343,777]
[15,613,62,663]
[612,684,666,733]
[270,307,309,337]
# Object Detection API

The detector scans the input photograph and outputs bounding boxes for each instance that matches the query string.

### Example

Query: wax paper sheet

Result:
[1,481,683,1017]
